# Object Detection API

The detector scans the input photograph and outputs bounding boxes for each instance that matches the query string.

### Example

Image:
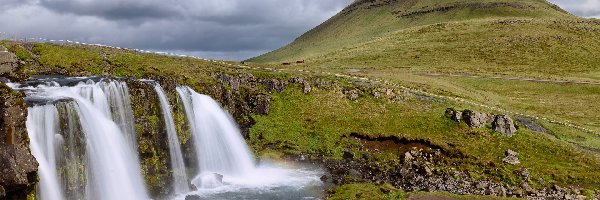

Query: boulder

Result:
[492,115,517,137]
[503,149,520,165]
[462,110,492,128]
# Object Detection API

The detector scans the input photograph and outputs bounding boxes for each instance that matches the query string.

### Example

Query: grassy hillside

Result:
[249,0,574,63]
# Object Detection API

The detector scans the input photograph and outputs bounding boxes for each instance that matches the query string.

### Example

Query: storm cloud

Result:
[0,0,596,60]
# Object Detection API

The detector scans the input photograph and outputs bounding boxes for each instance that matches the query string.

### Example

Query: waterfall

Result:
[176,86,255,189]
[26,105,65,200]
[24,79,149,200]
[150,82,190,194]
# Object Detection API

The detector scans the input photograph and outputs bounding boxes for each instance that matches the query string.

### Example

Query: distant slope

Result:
[248,0,575,63]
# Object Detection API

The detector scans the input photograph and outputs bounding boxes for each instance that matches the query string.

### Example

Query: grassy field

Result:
[249,86,600,187]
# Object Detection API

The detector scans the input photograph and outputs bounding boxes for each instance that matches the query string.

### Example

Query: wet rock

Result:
[320,175,329,182]
[445,108,462,122]
[492,115,517,137]
[503,149,520,165]
[462,110,493,128]
[185,194,203,200]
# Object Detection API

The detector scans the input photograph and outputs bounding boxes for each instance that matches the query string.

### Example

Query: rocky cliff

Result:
[0,83,37,199]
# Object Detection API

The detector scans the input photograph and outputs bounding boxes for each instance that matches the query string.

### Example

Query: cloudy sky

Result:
[0,0,598,61]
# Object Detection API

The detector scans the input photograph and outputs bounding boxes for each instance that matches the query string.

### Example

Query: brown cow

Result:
[282,62,291,65]
[296,60,305,64]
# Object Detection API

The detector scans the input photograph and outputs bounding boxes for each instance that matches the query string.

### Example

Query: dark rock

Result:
[0,185,5,198]
[0,84,38,199]
[445,108,462,122]
[462,110,493,128]
[185,194,203,200]
[320,175,329,182]
[349,169,361,177]
[516,117,547,133]
[250,95,270,115]
[380,187,393,194]
[492,115,517,137]
[264,79,287,93]
[503,149,520,165]
[342,150,355,160]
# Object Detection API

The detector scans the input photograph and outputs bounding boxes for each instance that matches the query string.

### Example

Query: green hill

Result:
[249,0,600,80]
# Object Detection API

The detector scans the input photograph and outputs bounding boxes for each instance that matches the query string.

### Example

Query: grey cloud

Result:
[0,0,595,61]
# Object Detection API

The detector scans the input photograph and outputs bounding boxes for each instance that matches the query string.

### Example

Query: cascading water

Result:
[16,77,323,200]
[150,82,190,194]
[176,86,255,189]
[21,78,149,200]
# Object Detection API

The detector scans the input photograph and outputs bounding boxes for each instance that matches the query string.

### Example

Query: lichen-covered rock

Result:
[503,149,520,165]
[0,84,38,199]
[492,115,517,137]
[462,110,493,128]
[126,80,172,197]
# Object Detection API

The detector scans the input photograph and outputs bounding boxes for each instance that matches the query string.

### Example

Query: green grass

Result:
[327,183,405,200]
[250,0,574,63]
[249,86,600,186]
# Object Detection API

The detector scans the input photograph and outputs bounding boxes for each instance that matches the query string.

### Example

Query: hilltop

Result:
[249,0,600,80]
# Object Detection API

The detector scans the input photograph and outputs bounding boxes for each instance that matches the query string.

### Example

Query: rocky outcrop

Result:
[446,108,518,136]
[492,115,517,137]
[462,110,493,128]
[0,84,37,199]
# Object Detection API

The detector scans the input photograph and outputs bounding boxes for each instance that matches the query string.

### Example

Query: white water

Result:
[151,83,190,194]
[175,86,323,199]
[26,105,65,200]
[24,79,149,200]
[176,86,255,189]
[21,79,323,200]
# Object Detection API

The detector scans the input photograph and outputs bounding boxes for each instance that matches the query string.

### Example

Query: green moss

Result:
[8,45,32,61]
